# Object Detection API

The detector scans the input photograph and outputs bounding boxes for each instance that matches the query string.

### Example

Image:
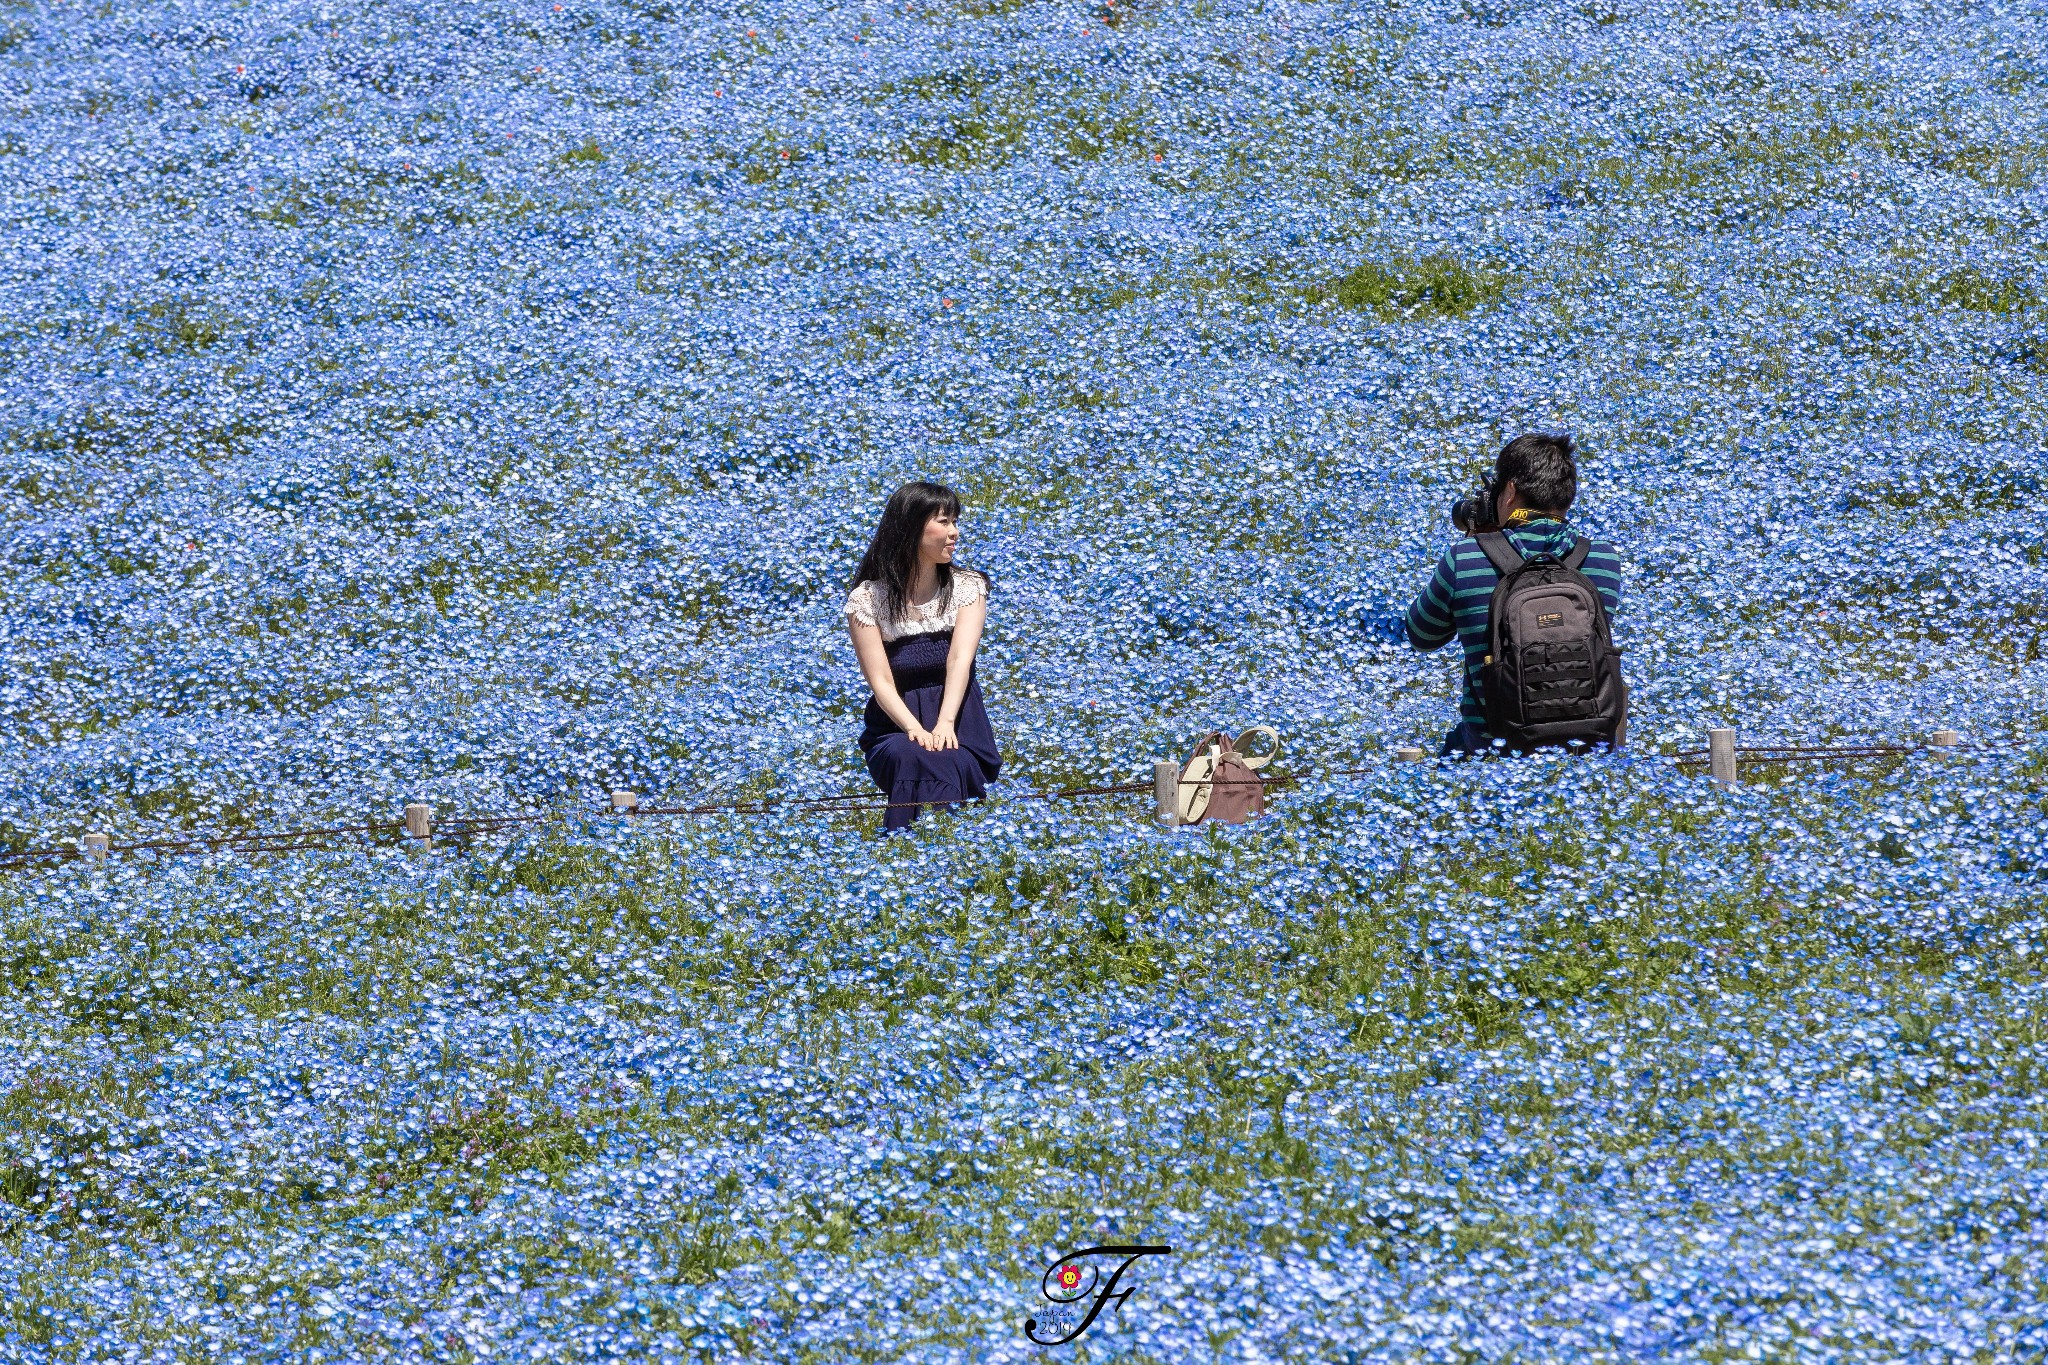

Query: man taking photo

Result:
[1404,432,1627,757]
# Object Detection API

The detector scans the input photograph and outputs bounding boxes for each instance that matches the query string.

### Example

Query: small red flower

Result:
[1056,1265,1082,1291]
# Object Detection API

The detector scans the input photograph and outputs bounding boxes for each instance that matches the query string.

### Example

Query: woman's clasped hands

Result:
[909,720,959,752]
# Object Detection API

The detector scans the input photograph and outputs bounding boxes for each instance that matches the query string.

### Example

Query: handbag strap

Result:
[1175,732,1225,823]
[1232,726,1281,769]
[1180,731,1227,773]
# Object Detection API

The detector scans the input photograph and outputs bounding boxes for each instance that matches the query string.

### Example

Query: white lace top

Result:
[844,573,986,642]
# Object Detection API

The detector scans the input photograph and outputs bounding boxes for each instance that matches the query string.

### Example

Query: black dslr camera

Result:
[1450,470,1502,534]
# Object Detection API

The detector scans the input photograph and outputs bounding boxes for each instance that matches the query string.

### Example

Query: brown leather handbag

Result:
[1174,727,1280,825]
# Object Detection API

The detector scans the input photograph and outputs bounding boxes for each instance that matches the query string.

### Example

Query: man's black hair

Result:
[1496,432,1577,516]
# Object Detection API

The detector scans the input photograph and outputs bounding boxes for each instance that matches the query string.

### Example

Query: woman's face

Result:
[919,510,959,566]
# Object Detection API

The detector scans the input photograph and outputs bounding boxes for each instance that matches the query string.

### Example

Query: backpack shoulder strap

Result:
[1475,531,1523,575]
[1562,536,1591,571]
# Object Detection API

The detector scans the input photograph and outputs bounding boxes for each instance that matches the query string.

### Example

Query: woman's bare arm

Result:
[929,593,987,749]
[849,618,936,747]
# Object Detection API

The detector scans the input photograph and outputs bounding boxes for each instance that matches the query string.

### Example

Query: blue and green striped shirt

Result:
[1405,518,1624,726]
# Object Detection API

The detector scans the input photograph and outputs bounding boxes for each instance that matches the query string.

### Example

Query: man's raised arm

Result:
[1404,550,1459,652]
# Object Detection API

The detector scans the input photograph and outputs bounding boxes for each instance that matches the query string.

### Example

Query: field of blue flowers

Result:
[2,0,2045,1358]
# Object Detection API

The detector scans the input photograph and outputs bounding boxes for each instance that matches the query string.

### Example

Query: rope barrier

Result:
[1670,746,1909,767]
[1,731,2034,872]
[0,775,1225,871]
[0,820,408,871]
[1667,738,2030,768]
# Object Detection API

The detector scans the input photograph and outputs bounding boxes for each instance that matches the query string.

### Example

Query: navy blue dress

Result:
[850,583,1001,831]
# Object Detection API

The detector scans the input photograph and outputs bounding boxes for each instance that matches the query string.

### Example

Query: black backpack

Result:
[1475,530,1626,749]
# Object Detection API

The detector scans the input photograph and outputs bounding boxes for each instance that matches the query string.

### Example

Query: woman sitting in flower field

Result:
[845,481,1001,831]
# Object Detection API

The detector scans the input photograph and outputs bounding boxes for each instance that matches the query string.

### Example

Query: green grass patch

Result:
[1311,254,1508,321]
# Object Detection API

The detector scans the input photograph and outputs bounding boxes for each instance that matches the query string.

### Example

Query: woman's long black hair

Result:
[850,480,984,623]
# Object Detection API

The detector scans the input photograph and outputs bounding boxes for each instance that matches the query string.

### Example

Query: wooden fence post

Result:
[404,803,432,844]
[1708,728,1738,789]
[1152,759,1179,826]
[1930,729,1961,747]
[611,790,639,815]
[83,832,110,862]
[1395,746,1426,762]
